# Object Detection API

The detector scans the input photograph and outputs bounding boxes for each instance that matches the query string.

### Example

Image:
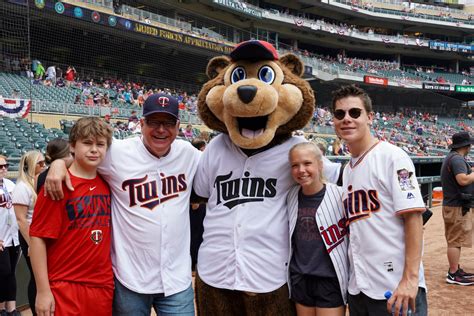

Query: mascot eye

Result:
[258,66,275,84]
[231,67,246,84]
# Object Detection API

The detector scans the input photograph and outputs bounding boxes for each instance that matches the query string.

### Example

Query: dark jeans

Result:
[0,245,20,301]
[348,287,427,316]
[19,233,37,316]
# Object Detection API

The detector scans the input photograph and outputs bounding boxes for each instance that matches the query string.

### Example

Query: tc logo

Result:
[90,230,103,244]
[158,96,170,107]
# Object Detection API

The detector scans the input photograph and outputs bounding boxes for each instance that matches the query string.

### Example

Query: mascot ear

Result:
[206,56,231,79]
[279,53,304,77]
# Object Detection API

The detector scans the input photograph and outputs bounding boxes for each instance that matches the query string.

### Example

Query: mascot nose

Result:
[237,85,257,104]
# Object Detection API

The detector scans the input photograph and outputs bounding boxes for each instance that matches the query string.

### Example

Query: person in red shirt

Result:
[29,117,113,316]
[64,66,76,86]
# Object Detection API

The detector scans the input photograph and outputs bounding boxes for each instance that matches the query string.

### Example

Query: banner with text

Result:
[422,82,451,91]
[455,85,474,93]
[429,41,473,54]
[364,75,388,86]
[31,0,234,54]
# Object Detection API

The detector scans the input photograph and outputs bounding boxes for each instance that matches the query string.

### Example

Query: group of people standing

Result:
[0,84,432,316]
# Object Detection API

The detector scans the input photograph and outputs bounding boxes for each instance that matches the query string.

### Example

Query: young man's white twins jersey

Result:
[342,141,427,299]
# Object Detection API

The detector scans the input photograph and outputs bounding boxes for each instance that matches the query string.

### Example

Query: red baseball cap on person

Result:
[142,93,179,119]
[230,40,279,62]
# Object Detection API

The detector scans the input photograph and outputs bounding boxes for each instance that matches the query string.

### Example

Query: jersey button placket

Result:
[236,165,251,288]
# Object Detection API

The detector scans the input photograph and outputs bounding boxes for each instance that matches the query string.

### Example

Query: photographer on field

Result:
[440,131,474,286]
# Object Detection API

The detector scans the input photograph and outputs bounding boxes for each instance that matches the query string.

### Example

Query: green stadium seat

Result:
[8,164,19,172]
[8,152,22,159]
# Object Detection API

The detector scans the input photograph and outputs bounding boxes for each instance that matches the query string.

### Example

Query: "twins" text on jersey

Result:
[343,184,381,224]
[214,171,277,209]
[122,173,187,210]
[320,218,347,252]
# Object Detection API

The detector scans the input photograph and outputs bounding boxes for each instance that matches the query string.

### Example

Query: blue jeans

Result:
[113,278,195,316]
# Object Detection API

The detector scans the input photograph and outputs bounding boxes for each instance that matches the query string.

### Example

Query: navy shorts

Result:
[290,273,344,308]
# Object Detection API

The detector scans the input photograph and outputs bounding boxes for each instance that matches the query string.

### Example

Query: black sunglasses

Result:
[0,164,9,169]
[333,108,363,120]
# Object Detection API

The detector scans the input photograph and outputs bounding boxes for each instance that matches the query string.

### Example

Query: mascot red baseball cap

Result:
[142,93,179,119]
[230,40,279,61]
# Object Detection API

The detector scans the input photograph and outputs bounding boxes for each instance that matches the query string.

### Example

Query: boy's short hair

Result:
[69,117,113,147]
[331,84,373,113]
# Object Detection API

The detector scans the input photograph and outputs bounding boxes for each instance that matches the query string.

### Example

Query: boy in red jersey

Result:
[30,117,113,316]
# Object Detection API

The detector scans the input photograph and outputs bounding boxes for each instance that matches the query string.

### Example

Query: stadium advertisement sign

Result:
[363,75,388,86]
[212,0,263,19]
[133,24,233,54]
[422,83,451,91]
[31,0,233,55]
[429,41,473,53]
[455,85,474,93]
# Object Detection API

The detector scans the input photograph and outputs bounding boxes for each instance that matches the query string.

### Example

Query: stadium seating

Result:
[0,73,138,116]
[0,116,70,169]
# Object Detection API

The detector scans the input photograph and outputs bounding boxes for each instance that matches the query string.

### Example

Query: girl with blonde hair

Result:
[287,142,349,316]
[12,150,46,316]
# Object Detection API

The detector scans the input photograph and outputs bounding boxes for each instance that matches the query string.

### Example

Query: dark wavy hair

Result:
[45,138,70,164]
[331,84,373,113]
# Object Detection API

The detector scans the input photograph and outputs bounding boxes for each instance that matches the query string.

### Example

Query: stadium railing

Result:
[67,0,230,44]
[30,100,203,125]
[330,0,474,26]
[214,1,471,50]
[264,10,432,48]
[63,0,472,87]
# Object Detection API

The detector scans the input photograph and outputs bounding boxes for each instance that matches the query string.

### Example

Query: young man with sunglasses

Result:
[332,85,427,316]
[44,94,200,316]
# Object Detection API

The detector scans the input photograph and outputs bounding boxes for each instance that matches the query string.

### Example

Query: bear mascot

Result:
[192,40,315,315]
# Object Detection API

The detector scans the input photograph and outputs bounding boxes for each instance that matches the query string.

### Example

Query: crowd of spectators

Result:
[313,107,473,156]
[11,59,200,113]
[3,57,474,158]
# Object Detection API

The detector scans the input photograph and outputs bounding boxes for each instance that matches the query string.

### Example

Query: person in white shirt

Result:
[45,65,56,84]
[12,151,46,316]
[331,85,427,316]
[0,156,18,316]
[45,94,200,316]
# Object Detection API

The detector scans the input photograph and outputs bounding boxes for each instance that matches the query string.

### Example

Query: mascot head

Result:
[198,40,315,149]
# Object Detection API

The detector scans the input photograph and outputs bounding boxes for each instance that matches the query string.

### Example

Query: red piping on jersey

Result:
[349,140,380,169]
[395,207,426,215]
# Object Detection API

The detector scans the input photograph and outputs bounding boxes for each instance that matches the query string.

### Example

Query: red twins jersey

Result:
[342,141,426,299]
[30,172,112,288]
[98,137,201,295]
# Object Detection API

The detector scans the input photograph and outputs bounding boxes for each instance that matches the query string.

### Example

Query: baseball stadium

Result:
[0,0,473,315]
